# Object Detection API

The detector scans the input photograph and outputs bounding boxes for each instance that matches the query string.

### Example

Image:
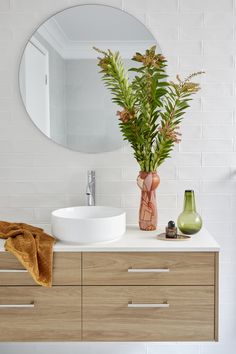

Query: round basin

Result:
[51,206,126,244]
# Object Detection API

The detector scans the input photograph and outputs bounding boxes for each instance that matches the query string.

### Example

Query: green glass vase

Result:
[177,190,202,235]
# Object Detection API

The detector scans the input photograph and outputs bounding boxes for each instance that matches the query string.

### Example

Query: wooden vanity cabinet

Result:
[83,285,215,341]
[0,286,81,341]
[82,252,219,342]
[0,252,82,341]
[0,252,81,285]
[82,252,215,285]
[0,250,219,342]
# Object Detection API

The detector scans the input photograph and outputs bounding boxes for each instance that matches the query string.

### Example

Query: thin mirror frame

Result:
[18,4,158,154]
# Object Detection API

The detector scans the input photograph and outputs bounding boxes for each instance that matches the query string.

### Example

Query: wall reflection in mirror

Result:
[19,5,157,153]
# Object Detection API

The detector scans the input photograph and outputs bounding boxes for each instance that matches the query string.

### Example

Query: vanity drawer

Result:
[0,286,81,341]
[0,252,81,285]
[82,252,215,285]
[83,285,215,341]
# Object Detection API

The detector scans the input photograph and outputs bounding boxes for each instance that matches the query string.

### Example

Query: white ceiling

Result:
[52,5,155,42]
[36,5,157,59]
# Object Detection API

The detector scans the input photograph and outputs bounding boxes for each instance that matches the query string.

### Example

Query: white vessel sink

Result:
[51,206,126,244]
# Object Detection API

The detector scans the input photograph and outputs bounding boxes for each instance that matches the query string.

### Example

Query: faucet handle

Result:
[87,170,95,182]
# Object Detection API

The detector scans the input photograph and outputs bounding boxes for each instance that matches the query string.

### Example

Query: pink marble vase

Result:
[137,171,160,231]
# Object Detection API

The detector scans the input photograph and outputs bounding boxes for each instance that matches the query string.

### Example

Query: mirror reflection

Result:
[19,5,157,153]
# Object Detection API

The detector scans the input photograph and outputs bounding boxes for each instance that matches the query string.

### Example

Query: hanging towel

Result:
[0,221,55,287]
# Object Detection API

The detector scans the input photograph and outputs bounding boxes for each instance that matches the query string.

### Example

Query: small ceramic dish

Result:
[157,233,191,241]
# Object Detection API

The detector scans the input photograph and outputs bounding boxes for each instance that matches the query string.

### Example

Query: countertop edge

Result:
[0,226,220,253]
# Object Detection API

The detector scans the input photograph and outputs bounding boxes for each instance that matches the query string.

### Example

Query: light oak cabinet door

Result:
[0,252,81,285]
[0,286,81,341]
[83,285,215,341]
[82,252,215,285]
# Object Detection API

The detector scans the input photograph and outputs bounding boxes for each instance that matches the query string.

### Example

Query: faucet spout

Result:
[86,170,95,206]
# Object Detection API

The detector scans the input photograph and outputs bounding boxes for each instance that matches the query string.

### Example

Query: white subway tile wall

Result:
[0,0,235,353]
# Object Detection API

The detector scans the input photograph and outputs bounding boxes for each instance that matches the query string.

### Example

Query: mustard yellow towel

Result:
[0,221,55,287]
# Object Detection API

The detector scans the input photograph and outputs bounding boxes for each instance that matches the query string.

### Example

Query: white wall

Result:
[0,0,235,353]
[65,58,123,153]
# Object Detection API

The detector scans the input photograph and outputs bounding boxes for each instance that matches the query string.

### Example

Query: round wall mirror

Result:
[19,5,157,153]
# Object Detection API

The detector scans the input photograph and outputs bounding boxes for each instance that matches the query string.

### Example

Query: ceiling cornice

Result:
[37,20,156,59]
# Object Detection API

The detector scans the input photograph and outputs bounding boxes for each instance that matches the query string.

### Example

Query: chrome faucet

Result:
[86,170,95,206]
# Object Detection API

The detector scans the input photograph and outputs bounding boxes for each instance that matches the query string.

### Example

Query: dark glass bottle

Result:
[177,190,202,235]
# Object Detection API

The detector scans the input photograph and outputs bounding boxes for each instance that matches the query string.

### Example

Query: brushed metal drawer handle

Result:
[0,269,28,273]
[0,303,35,308]
[128,268,170,273]
[128,303,169,308]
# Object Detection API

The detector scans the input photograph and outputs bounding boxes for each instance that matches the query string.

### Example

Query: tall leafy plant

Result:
[94,46,203,172]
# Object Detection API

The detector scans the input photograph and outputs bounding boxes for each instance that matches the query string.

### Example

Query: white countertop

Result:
[0,226,219,252]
